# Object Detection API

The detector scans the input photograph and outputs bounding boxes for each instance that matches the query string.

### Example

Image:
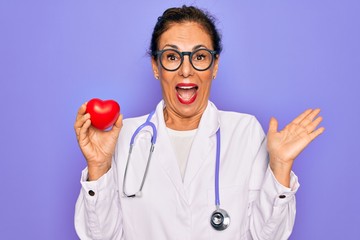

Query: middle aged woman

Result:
[74,5,324,240]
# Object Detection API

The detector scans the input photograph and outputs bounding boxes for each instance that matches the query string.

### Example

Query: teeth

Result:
[176,85,198,102]
[178,86,195,89]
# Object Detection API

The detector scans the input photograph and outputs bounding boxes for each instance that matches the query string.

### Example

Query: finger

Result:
[309,126,325,141]
[291,109,313,124]
[113,114,123,129]
[305,116,323,133]
[76,102,88,121]
[74,113,90,130]
[299,108,321,127]
[79,118,91,143]
[111,114,123,135]
[268,117,278,134]
[74,113,91,139]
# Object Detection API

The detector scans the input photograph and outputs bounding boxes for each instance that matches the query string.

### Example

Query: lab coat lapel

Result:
[152,101,189,203]
[183,101,220,189]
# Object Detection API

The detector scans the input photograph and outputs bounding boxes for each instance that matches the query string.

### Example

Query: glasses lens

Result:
[191,49,213,70]
[160,50,181,71]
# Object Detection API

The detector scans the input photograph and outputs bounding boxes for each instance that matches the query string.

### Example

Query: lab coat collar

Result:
[152,100,220,202]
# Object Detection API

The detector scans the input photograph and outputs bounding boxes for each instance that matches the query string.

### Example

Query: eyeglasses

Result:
[155,48,218,71]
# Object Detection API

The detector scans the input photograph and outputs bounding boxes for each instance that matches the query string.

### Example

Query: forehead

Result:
[158,22,213,50]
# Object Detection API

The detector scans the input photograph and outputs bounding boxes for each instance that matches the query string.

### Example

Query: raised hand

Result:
[267,109,325,187]
[74,102,123,180]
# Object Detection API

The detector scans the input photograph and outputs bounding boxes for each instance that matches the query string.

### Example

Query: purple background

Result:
[1,0,359,239]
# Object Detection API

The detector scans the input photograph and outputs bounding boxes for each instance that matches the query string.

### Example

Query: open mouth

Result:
[176,83,198,105]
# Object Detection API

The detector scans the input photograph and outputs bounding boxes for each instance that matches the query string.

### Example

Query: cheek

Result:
[159,68,172,80]
[199,72,214,86]
[159,74,176,96]
[201,82,213,96]
[199,74,214,96]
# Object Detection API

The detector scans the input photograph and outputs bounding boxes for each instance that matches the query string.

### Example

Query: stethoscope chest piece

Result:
[210,208,230,231]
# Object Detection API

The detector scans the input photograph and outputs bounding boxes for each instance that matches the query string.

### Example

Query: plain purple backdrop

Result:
[0,0,359,239]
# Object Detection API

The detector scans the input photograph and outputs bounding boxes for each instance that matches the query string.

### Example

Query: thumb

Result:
[268,117,278,134]
[111,114,123,134]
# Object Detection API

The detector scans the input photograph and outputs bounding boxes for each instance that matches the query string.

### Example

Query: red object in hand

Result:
[86,98,120,130]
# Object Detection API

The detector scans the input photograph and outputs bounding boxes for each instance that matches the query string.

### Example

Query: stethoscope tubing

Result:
[215,129,221,207]
[123,111,157,197]
[122,110,230,230]
[130,111,157,145]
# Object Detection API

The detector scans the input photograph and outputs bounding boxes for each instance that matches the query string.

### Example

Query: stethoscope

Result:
[122,110,230,231]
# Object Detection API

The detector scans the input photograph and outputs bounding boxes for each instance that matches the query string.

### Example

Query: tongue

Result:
[177,88,196,100]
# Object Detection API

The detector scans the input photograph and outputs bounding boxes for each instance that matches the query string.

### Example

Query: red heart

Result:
[86,98,120,130]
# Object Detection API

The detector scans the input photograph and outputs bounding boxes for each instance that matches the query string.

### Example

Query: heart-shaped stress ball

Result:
[86,98,120,130]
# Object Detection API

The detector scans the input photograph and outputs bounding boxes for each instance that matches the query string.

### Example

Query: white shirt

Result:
[167,127,197,180]
[75,100,299,240]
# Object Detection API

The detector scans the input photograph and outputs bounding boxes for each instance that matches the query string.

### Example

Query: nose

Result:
[178,54,194,77]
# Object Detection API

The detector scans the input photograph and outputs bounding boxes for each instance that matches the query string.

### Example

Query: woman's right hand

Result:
[74,102,123,181]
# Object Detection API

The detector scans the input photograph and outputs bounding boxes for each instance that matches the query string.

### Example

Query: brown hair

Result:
[149,5,222,59]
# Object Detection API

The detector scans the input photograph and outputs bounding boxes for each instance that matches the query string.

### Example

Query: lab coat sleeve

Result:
[248,123,300,240]
[74,162,124,240]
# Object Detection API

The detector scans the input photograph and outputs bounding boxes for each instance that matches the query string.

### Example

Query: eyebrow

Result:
[162,44,179,50]
[193,44,207,50]
[161,44,209,51]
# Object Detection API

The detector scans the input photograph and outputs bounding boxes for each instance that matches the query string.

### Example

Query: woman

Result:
[74,6,324,240]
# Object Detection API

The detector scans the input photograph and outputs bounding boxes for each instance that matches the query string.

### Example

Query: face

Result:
[152,22,219,124]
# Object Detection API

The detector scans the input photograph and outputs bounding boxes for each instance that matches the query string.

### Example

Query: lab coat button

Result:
[88,190,95,196]
[279,194,286,199]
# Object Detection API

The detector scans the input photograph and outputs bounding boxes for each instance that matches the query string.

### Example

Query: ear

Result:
[151,57,160,80]
[212,56,220,79]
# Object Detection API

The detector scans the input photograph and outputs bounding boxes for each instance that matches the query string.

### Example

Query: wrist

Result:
[87,162,111,181]
[269,160,292,188]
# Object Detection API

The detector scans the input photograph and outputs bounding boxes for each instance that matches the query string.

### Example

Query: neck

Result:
[163,108,203,131]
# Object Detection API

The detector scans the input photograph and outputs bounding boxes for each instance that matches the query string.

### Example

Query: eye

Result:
[167,54,177,61]
[195,54,206,61]
[163,50,180,62]
[193,50,209,62]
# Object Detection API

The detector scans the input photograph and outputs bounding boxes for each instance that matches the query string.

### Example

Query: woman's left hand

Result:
[267,109,325,187]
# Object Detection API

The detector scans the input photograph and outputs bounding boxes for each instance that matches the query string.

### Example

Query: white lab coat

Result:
[75,100,299,240]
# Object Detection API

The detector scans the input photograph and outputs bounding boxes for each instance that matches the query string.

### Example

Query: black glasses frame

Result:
[155,48,218,72]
